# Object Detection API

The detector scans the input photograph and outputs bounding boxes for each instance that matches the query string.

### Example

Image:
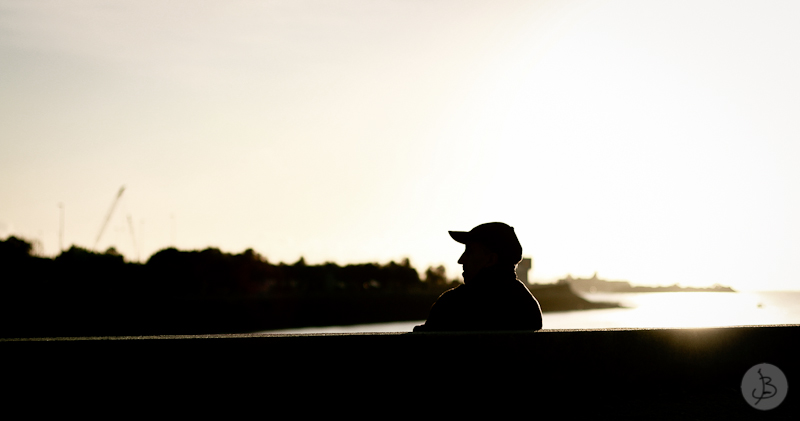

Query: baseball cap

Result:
[449,222,523,265]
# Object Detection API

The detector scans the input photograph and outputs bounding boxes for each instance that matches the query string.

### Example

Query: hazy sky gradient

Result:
[2,1,800,291]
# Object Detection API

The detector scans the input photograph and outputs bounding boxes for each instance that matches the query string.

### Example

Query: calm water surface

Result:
[260,290,800,334]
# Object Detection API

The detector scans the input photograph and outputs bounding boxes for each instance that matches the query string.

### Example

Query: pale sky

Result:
[2,1,800,291]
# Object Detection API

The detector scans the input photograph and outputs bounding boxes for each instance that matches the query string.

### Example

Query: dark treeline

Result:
[1,236,454,298]
[1,236,455,337]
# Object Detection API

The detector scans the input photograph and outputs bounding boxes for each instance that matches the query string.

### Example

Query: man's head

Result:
[449,222,522,282]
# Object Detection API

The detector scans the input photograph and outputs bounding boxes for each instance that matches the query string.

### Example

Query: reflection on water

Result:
[260,291,800,334]
[262,320,423,334]
[544,291,800,329]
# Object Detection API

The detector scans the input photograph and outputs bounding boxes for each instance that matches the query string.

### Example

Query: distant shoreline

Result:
[554,273,736,294]
[0,236,622,337]
[1,283,620,338]
[607,285,736,293]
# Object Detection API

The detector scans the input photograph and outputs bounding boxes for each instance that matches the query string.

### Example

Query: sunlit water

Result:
[260,291,800,334]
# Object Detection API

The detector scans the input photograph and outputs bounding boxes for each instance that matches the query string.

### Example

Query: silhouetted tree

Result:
[1,236,53,296]
[52,245,128,296]
[424,265,448,287]
[0,236,33,258]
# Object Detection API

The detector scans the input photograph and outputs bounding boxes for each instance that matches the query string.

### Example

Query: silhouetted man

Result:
[414,222,543,332]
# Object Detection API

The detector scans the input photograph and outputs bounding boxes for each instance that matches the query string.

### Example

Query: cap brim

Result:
[448,231,471,244]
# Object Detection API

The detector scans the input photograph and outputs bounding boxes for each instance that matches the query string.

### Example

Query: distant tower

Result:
[516,257,533,284]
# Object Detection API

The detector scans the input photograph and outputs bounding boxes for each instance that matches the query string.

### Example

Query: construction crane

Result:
[94,185,125,251]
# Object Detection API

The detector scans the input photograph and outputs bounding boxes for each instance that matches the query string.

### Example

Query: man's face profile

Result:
[458,241,498,283]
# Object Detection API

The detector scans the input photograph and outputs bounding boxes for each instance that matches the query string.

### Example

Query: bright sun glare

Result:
[611,292,770,328]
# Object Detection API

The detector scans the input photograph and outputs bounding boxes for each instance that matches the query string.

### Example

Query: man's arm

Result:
[412,287,459,332]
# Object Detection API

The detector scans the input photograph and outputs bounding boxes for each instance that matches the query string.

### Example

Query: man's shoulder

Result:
[429,284,474,310]
[437,284,468,299]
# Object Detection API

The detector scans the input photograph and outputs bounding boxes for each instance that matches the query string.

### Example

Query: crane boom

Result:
[94,186,125,250]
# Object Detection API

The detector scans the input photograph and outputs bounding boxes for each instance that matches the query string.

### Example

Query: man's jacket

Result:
[414,265,543,332]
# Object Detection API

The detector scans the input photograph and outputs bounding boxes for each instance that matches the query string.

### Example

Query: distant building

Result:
[516,257,532,284]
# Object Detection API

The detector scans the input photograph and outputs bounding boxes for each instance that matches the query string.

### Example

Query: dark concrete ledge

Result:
[4,325,798,419]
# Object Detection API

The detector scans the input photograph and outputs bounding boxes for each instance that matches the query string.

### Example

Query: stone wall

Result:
[3,325,797,419]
